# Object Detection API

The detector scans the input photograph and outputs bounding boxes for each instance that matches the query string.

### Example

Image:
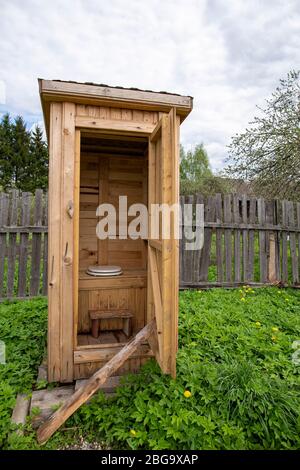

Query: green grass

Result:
[1,288,300,449]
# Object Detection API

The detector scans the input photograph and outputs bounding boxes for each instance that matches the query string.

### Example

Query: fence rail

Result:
[0,190,299,299]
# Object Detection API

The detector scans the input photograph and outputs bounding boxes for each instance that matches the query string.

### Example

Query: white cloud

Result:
[0,0,299,170]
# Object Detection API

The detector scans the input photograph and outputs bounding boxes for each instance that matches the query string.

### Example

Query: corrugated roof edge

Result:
[38,78,193,99]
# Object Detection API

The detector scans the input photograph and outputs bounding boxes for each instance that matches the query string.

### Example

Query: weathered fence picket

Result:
[0,189,48,299]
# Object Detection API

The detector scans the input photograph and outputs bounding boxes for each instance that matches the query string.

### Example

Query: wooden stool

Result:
[89,309,133,339]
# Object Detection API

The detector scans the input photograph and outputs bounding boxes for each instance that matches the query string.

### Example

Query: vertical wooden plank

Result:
[0,193,9,297]
[147,135,156,326]
[266,200,277,283]
[48,102,63,382]
[281,200,288,283]
[73,130,81,348]
[179,196,185,285]
[274,199,281,281]
[297,203,300,284]
[42,193,48,296]
[233,194,241,282]
[161,109,177,377]
[215,193,223,283]
[247,197,256,281]
[98,157,109,265]
[18,192,31,297]
[224,194,232,282]
[288,201,298,284]
[7,190,18,297]
[242,194,248,282]
[60,101,76,382]
[199,196,215,281]
[183,195,194,283]
[258,198,267,283]
[30,189,43,296]
[193,194,204,282]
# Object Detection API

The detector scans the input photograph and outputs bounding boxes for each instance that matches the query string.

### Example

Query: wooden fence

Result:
[0,190,299,299]
[180,194,300,287]
[0,189,48,299]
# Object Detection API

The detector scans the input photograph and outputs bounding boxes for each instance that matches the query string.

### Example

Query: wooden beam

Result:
[47,102,62,382]
[40,79,193,110]
[74,343,153,364]
[60,102,76,382]
[37,320,155,444]
[73,130,81,349]
[75,116,156,135]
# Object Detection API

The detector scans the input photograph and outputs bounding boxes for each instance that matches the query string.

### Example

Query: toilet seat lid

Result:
[86,265,122,276]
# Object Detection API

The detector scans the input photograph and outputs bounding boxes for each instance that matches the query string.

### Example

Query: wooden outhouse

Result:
[39,79,193,384]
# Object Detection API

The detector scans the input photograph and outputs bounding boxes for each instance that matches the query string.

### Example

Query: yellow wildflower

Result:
[184,390,192,398]
[272,327,279,333]
[130,429,137,437]
[255,321,261,328]
[271,335,277,342]
[241,297,246,302]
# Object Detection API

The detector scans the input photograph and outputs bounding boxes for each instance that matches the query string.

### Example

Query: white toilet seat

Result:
[86,265,123,277]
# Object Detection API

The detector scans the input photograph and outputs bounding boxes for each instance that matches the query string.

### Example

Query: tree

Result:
[0,114,48,191]
[28,125,48,191]
[0,113,14,190]
[226,70,300,200]
[180,143,231,195]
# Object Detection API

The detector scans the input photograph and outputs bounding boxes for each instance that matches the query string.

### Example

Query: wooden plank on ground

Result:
[37,320,155,444]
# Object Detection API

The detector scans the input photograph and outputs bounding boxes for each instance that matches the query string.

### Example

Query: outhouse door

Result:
[147,109,179,378]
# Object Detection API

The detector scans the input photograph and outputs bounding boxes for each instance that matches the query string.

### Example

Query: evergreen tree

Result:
[0,114,48,191]
[0,113,14,190]
[28,125,48,191]
[11,116,31,189]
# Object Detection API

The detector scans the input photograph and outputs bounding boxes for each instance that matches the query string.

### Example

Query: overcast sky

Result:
[0,0,299,170]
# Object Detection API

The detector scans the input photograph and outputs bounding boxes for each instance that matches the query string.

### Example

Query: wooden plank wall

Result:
[0,189,48,299]
[79,153,147,270]
[180,194,300,287]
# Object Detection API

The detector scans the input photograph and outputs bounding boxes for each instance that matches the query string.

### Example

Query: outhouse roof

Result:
[38,78,193,137]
